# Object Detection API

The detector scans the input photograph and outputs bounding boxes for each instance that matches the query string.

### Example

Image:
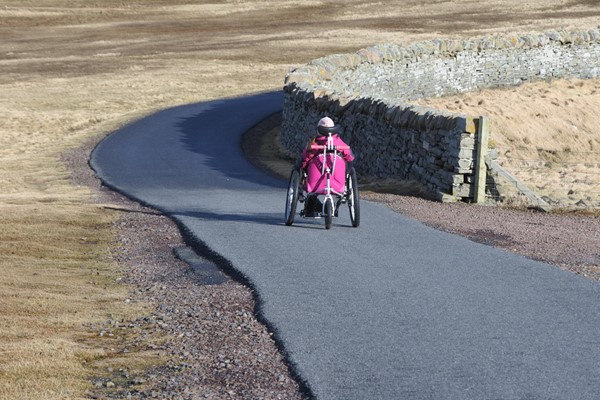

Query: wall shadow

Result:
[175,91,286,190]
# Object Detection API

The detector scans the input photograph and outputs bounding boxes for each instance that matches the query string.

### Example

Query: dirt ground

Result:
[1,1,600,399]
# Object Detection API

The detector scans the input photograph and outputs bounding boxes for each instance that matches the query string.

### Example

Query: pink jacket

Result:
[300,134,354,170]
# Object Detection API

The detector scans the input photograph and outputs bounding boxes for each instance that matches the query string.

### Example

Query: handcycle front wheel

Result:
[324,198,333,230]
[347,168,360,228]
[284,168,301,226]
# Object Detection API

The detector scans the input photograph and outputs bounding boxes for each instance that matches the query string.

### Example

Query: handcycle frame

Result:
[284,133,360,229]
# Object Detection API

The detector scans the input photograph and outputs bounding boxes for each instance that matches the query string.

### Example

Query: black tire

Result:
[285,168,300,226]
[347,168,360,228]
[324,198,333,230]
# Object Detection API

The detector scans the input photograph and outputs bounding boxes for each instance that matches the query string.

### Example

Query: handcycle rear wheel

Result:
[324,198,333,230]
[347,168,360,228]
[285,168,300,226]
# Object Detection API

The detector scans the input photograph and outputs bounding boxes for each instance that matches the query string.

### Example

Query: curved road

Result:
[91,92,600,400]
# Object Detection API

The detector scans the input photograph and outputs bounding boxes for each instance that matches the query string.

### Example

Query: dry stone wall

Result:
[282,29,600,202]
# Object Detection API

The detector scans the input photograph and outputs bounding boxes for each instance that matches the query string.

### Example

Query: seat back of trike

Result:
[304,153,347,194]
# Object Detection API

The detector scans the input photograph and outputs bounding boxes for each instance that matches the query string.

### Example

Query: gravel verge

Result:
[64,112,599,399]
[362,193,600,280]
[63,133,306,399]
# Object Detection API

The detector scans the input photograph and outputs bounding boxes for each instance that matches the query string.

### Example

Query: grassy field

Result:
[414,78,600,207]
[1,1,599,398]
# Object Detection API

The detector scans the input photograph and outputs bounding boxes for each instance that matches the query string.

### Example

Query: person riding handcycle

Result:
[284,116,360,229]
[288,117,358,225]
[295,117,355,218]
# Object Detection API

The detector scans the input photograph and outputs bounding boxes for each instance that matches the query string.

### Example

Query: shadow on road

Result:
[175,91,285,190]
[173,210,285,226]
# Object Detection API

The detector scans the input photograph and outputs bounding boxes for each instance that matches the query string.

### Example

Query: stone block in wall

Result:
[284,67,319,85]
[441,39,465,55]
[384,105,400,122]
[369,99,387,116]
[460,135,476,149]
[429,146,444,158]
[487,148,499,160]
[357,46,384,63]
[465,117,478,134]
[324,53,364,69]
[429,177,445,193]
[306,60,337,81]
[453,183,474,198]
[425,155,441,167]
[358,98,374,114]
[453,116,469,133]
[430,174,455,192]
[435,191,460,203]
[436,170,466,186]
[409,164,426,180]
[315,94,333,111]
[458,147,476,159]
[445,157,473,171]
[331,95,356,113]
[589,29,600,41]
[409,41,440,58]
[376,44,404,61]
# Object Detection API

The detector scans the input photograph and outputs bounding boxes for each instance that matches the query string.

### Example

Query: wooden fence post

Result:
[474,116,490,204]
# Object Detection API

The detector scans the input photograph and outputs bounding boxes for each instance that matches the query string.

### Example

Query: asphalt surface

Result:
[91,91,600,400]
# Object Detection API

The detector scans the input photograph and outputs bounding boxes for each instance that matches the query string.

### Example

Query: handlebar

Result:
[310,145,350,150]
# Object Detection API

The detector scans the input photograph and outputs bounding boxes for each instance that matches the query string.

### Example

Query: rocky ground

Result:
[69,115,599,399]
[66,135,307,400]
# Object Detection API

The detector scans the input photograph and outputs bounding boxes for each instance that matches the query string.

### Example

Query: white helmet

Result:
[317,117,340,136]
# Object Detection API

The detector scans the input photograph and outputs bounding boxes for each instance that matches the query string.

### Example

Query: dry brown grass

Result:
[415,79,600,206]
[0,202,145,398]
[1,0,599,398]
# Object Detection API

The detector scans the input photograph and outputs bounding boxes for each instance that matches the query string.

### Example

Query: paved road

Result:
[91,92,600,400]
